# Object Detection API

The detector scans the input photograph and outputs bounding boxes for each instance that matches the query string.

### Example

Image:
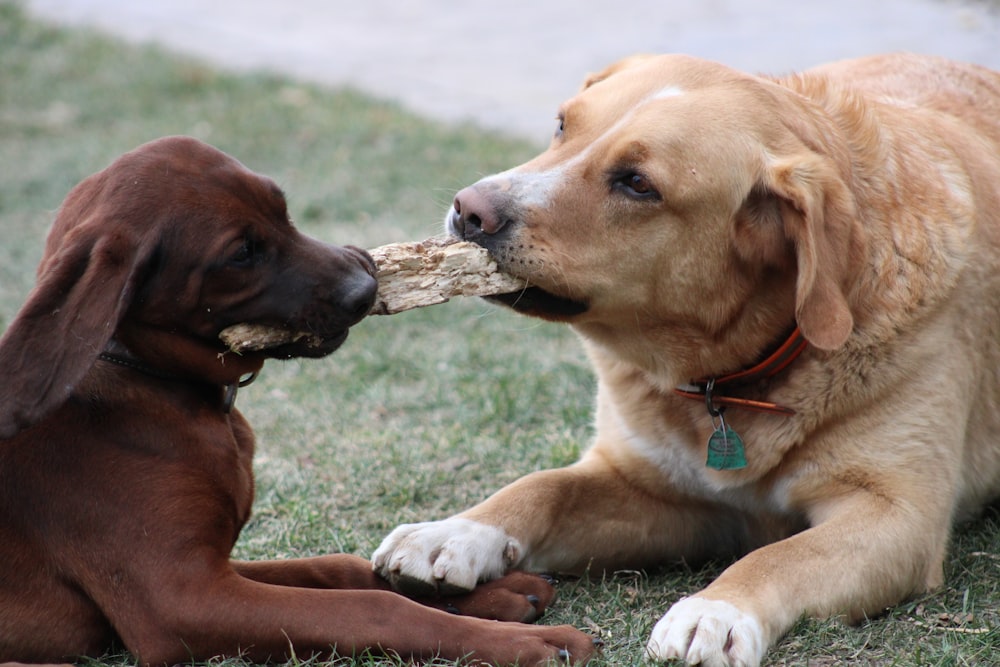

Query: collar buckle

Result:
[673,327,807,416]
[222,372,258,413]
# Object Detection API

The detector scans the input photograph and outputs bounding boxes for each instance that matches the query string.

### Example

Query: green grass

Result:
[2,3,998,665]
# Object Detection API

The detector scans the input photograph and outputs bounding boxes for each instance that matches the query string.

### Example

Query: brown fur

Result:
[374,54,1000,665]
[0,137,597,666]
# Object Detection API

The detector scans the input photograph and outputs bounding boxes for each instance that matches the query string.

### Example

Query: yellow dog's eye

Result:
[628,174,651,194]
[611,170,660,201]
[554,114,565,139]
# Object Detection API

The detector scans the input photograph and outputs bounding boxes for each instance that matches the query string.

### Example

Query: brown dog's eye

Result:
[229,239,258,267]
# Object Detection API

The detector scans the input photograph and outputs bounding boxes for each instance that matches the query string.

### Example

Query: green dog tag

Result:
[706,426,747,470]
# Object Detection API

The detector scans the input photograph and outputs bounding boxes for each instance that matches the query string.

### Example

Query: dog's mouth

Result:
[267,329,350,359]
[216,323,351,360]
[446,208,589,320]
[485,287,589,320]
[460,243,588,320]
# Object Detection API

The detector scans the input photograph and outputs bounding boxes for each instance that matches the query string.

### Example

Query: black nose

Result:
[332,246,378,323]
[453,186,508,236]
[338,269,378,323]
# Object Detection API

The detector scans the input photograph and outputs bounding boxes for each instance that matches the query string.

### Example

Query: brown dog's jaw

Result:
[261,328,351,359]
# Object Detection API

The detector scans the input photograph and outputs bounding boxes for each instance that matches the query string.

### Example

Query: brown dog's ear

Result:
[0,209,155,439]
[761,153,861,351]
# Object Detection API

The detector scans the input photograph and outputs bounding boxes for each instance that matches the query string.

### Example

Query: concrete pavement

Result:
[23,0,1000,142]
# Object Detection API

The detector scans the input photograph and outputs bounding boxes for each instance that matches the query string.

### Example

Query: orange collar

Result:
[674,327,807,416]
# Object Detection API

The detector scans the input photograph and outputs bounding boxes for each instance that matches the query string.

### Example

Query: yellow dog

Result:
[375,53,1000,665]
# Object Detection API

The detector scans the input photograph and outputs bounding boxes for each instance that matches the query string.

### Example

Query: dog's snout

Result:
[341,273,378,321]
[454,186,508,236]
[346,245,378,279]
[338,250,379,322]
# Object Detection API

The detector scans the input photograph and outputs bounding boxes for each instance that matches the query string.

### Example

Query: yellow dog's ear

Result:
[762,153,862,351]
[581,54,656,91]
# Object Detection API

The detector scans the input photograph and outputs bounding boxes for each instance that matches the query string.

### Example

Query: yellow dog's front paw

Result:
[646,597,765,667]
[372,517,522,596]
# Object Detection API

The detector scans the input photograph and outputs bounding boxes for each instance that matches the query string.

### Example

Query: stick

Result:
[219,237,525,353]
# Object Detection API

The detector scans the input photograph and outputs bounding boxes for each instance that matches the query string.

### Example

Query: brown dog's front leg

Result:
[116,570,597,666]
[233,555,561,623]
[414,571,560,623]
[233,554,387,590]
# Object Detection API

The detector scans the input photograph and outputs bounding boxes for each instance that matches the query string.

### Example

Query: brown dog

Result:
[373,53,1000,665]
[0,137,597,666]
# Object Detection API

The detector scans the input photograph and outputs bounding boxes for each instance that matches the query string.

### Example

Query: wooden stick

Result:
[219,237,525,353]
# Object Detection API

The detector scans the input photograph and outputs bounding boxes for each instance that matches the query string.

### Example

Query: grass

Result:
[1,3,998,665]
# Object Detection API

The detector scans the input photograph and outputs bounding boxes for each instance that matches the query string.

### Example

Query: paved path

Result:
[24,0,1000,142]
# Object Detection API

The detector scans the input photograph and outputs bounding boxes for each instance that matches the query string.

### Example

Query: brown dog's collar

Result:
[674,327,807,416]
[98,341,257,413]
[98,346,184,383]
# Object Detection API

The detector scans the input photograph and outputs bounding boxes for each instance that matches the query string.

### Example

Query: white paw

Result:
[646,597,766,667]
[372,517,522,595]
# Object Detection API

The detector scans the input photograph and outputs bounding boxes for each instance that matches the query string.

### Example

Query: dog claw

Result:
[526,594,540,606]
[592,637,605,648]
[437,580,473,597]
[389,571,439,598]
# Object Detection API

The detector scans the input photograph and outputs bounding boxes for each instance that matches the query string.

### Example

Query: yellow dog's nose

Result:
[453,185,509,236]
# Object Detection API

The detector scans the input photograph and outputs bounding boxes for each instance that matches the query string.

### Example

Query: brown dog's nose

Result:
[339,249,379,321]
[339,271,378,321]
[454,186,507,236]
